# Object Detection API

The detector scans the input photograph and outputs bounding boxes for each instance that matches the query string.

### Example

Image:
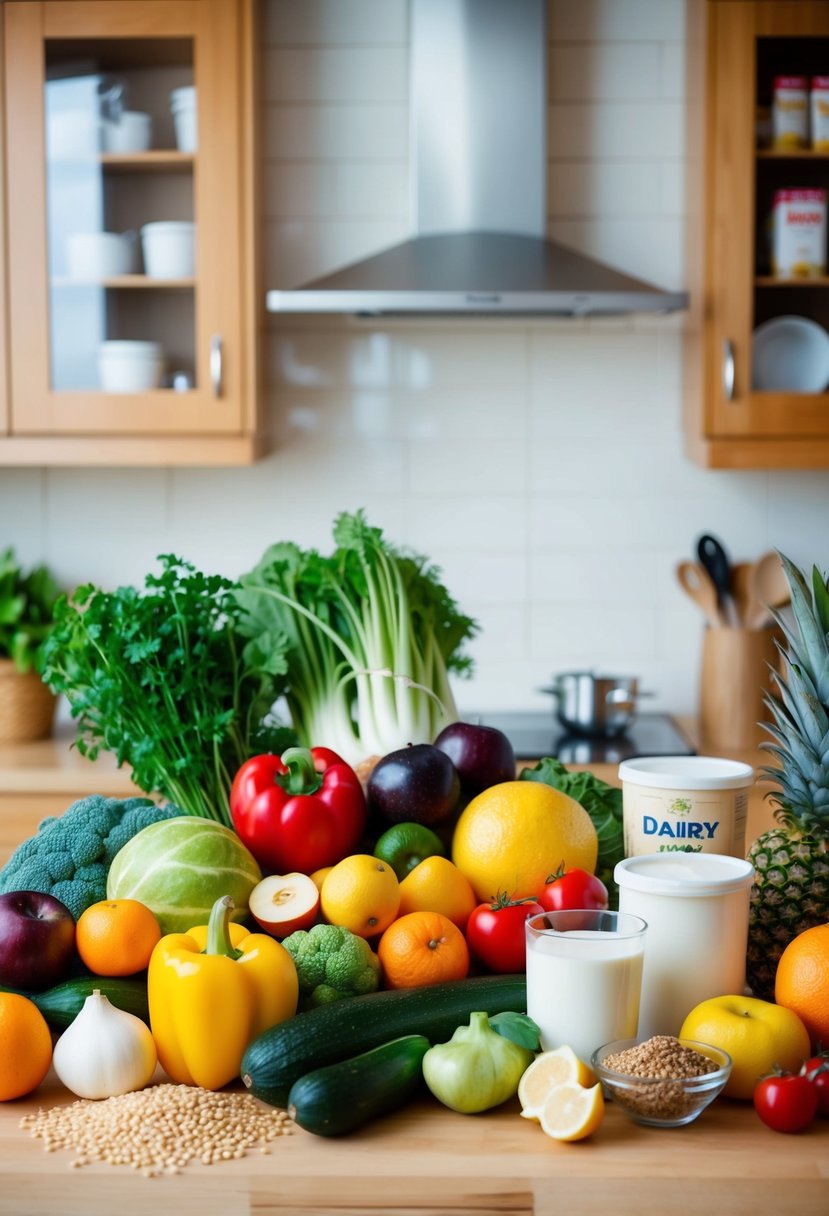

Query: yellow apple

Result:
[679,994,811,1100]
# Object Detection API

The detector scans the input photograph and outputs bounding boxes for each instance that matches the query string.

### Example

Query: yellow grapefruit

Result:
[451,781,598,902]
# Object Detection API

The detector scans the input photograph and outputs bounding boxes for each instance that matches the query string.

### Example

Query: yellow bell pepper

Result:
[147,895,299,1090]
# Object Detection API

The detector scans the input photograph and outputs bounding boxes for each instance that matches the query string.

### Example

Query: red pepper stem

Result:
[205,896,243,960]
[277,747,323,796]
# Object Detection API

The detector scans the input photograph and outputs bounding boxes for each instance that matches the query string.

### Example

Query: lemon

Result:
[518,1046,596,1120]
[451,781,598,902]
[320,854,400,939]
[538,1082,605,1142]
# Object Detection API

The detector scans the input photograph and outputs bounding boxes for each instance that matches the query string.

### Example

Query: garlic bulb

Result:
[52,990,157,1100]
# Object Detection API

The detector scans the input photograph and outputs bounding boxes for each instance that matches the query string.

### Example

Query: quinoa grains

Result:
[602,1036,717,1080]
[19,1084,292,1178]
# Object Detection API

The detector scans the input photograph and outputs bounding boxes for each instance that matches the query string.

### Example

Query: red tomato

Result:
[802,1057,829,1117]
[465,895,544,973]
[538,867,609,913]
[753,1073,818,1134]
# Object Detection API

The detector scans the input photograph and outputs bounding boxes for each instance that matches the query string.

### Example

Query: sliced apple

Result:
[249,872,320,938]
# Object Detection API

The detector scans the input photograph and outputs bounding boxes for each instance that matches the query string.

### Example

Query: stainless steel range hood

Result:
[266,0,688,318]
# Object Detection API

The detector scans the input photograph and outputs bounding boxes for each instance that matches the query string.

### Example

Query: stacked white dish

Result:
[140,221,195,278]
[98,341,163,393]
[170,86,197,152]
[67,232,136,280]
[101,110,153,153]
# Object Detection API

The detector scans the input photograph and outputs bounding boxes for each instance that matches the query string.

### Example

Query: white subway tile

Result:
[405,497,528,552]
[659,160,686,215]
[529,548,660,605]
[408,436,526,495]
[528,602,659,663]
[549,102,684,160]
[548,216,685,291]
[0,471,46,563]
[264,161,408,220]
[549,0,684,44]
[264,48,408,104]
[660,42,686,101]
[549,160,661,218]
[424,548,530,606]
[263,103,408,160]
[265,217,409,288]
[264,0,407,47]
[549,44,661,103]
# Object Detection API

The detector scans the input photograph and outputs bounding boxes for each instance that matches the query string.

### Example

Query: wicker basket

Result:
[0,658,57,743]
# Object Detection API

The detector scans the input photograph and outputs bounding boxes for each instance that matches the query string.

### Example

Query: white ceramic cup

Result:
[98,340,163,393]
[140,221,195,278]
[66,232,135,280]
[101,111,153,153]
[525,909,647,1064]
[170,86,197,152]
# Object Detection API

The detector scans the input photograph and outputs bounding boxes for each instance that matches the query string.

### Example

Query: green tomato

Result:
[422,1011,534,1114]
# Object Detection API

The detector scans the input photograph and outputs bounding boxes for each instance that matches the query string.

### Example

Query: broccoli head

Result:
[282,923,381,1009]
[0,794,179,920]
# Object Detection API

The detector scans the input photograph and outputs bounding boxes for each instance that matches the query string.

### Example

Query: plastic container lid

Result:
[615,853,754,897]
[618,756,754,791]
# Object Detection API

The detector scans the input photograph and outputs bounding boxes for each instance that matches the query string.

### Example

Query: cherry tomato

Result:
[802,1056,829,1117]
[466,894,544,973]
[753,1072,818,1134]
[538,866,609,913]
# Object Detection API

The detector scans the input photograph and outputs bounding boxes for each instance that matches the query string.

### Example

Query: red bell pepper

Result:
[230,746,366,875]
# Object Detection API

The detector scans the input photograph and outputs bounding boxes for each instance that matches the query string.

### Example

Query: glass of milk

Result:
[525,910,647,1065]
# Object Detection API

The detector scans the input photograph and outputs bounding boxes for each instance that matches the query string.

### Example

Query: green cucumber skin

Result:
[242,973,526,1108]
[287,1034,430,1138]
[0,976,149,1029]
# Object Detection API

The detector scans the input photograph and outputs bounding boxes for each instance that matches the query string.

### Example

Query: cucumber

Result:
[242,973,526,1107]
[287,1034,429,1137]
[0,976,149,1030]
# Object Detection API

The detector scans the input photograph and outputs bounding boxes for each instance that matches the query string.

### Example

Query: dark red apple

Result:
[433,722,516,794]
[367,744,461,826]
[0,891,76,991]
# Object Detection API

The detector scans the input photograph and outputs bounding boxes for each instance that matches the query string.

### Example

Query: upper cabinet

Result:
[686,0,829,468]
[0,0,264,466]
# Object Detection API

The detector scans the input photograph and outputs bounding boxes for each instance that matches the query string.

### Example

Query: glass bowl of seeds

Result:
[590,1035,732,1128]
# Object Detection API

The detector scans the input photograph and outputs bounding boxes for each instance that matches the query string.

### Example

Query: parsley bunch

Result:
[41,556,292,826]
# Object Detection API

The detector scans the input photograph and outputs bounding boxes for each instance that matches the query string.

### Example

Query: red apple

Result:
[0,890,76,990]
[248,872,320,938]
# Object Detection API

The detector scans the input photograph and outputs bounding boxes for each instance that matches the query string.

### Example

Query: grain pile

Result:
[20,1084,292,1178]
[600,1035,718,1123]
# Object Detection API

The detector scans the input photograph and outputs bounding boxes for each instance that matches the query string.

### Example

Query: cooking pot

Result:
[543,672,645,738]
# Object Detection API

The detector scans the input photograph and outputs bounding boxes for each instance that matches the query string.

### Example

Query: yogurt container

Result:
[616,853,754,1038]
[619,755,753,860]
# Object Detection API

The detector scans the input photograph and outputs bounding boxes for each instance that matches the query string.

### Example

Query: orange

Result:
[378,911,470,989]
[397,855,477,930]
[451,781,598,902]
[775,922,829,1048]
[320,854,400,939]
[76,898,162,976]
[310,866,333,892]
[0,994,52,1101]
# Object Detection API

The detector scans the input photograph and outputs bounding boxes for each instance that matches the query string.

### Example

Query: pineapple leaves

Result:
[812,565,829,635]
[779,553,828,685]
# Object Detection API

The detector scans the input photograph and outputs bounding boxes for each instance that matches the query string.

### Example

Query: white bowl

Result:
[98,341,163,393]
[67,232,135,280]
[140,221,195,278]
[101,111,153,154]
[751,315,829,392]
[170,86,197,152]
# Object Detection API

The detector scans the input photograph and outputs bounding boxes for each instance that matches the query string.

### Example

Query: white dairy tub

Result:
[616,853,754,1039]
[619,755,754,860]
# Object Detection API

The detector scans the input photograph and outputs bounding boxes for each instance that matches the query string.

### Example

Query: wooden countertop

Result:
[0,727,137,797]
[1,1072,827,1216]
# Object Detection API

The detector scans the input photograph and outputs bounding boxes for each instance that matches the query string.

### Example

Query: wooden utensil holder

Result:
[699,627,779,750]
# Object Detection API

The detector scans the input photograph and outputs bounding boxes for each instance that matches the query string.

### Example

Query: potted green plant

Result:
[0,547,61,742]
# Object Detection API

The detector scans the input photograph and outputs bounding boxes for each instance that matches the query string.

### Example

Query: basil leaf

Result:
[489,1011,541,1051]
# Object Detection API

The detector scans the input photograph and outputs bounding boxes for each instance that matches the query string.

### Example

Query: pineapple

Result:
[745,553,829,1000]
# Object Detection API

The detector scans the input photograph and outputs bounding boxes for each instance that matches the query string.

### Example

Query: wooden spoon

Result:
[747,551,791,630]
[676,561,724,628]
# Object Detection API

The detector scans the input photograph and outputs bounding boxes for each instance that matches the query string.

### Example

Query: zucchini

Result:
[242,973,526,1107]
[287,1034,429,1138]
[0,976,149,1030]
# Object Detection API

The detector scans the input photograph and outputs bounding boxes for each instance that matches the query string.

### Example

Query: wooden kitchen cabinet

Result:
[0,0,265,466]
[685,0,829,468]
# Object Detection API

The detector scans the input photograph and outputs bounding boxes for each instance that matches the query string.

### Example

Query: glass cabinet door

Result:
[45,38,196,394]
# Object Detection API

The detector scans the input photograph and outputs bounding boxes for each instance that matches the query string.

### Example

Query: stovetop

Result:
[472,712,696,765]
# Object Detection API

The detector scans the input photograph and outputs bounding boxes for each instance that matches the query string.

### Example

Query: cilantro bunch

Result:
[41,556,292,826]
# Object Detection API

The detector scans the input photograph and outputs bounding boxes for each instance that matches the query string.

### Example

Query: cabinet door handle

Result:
[722,338,735,401]
[210,335,223,399]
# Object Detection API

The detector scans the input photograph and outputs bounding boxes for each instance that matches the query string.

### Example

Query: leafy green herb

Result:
[520,757,624,906]
[40,556,293,825]
[489,1011,541,1052]
[236,510,478,766]
[0,547,61,674]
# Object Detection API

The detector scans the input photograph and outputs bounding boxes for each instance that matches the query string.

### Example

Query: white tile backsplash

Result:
[5,0,829,724]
